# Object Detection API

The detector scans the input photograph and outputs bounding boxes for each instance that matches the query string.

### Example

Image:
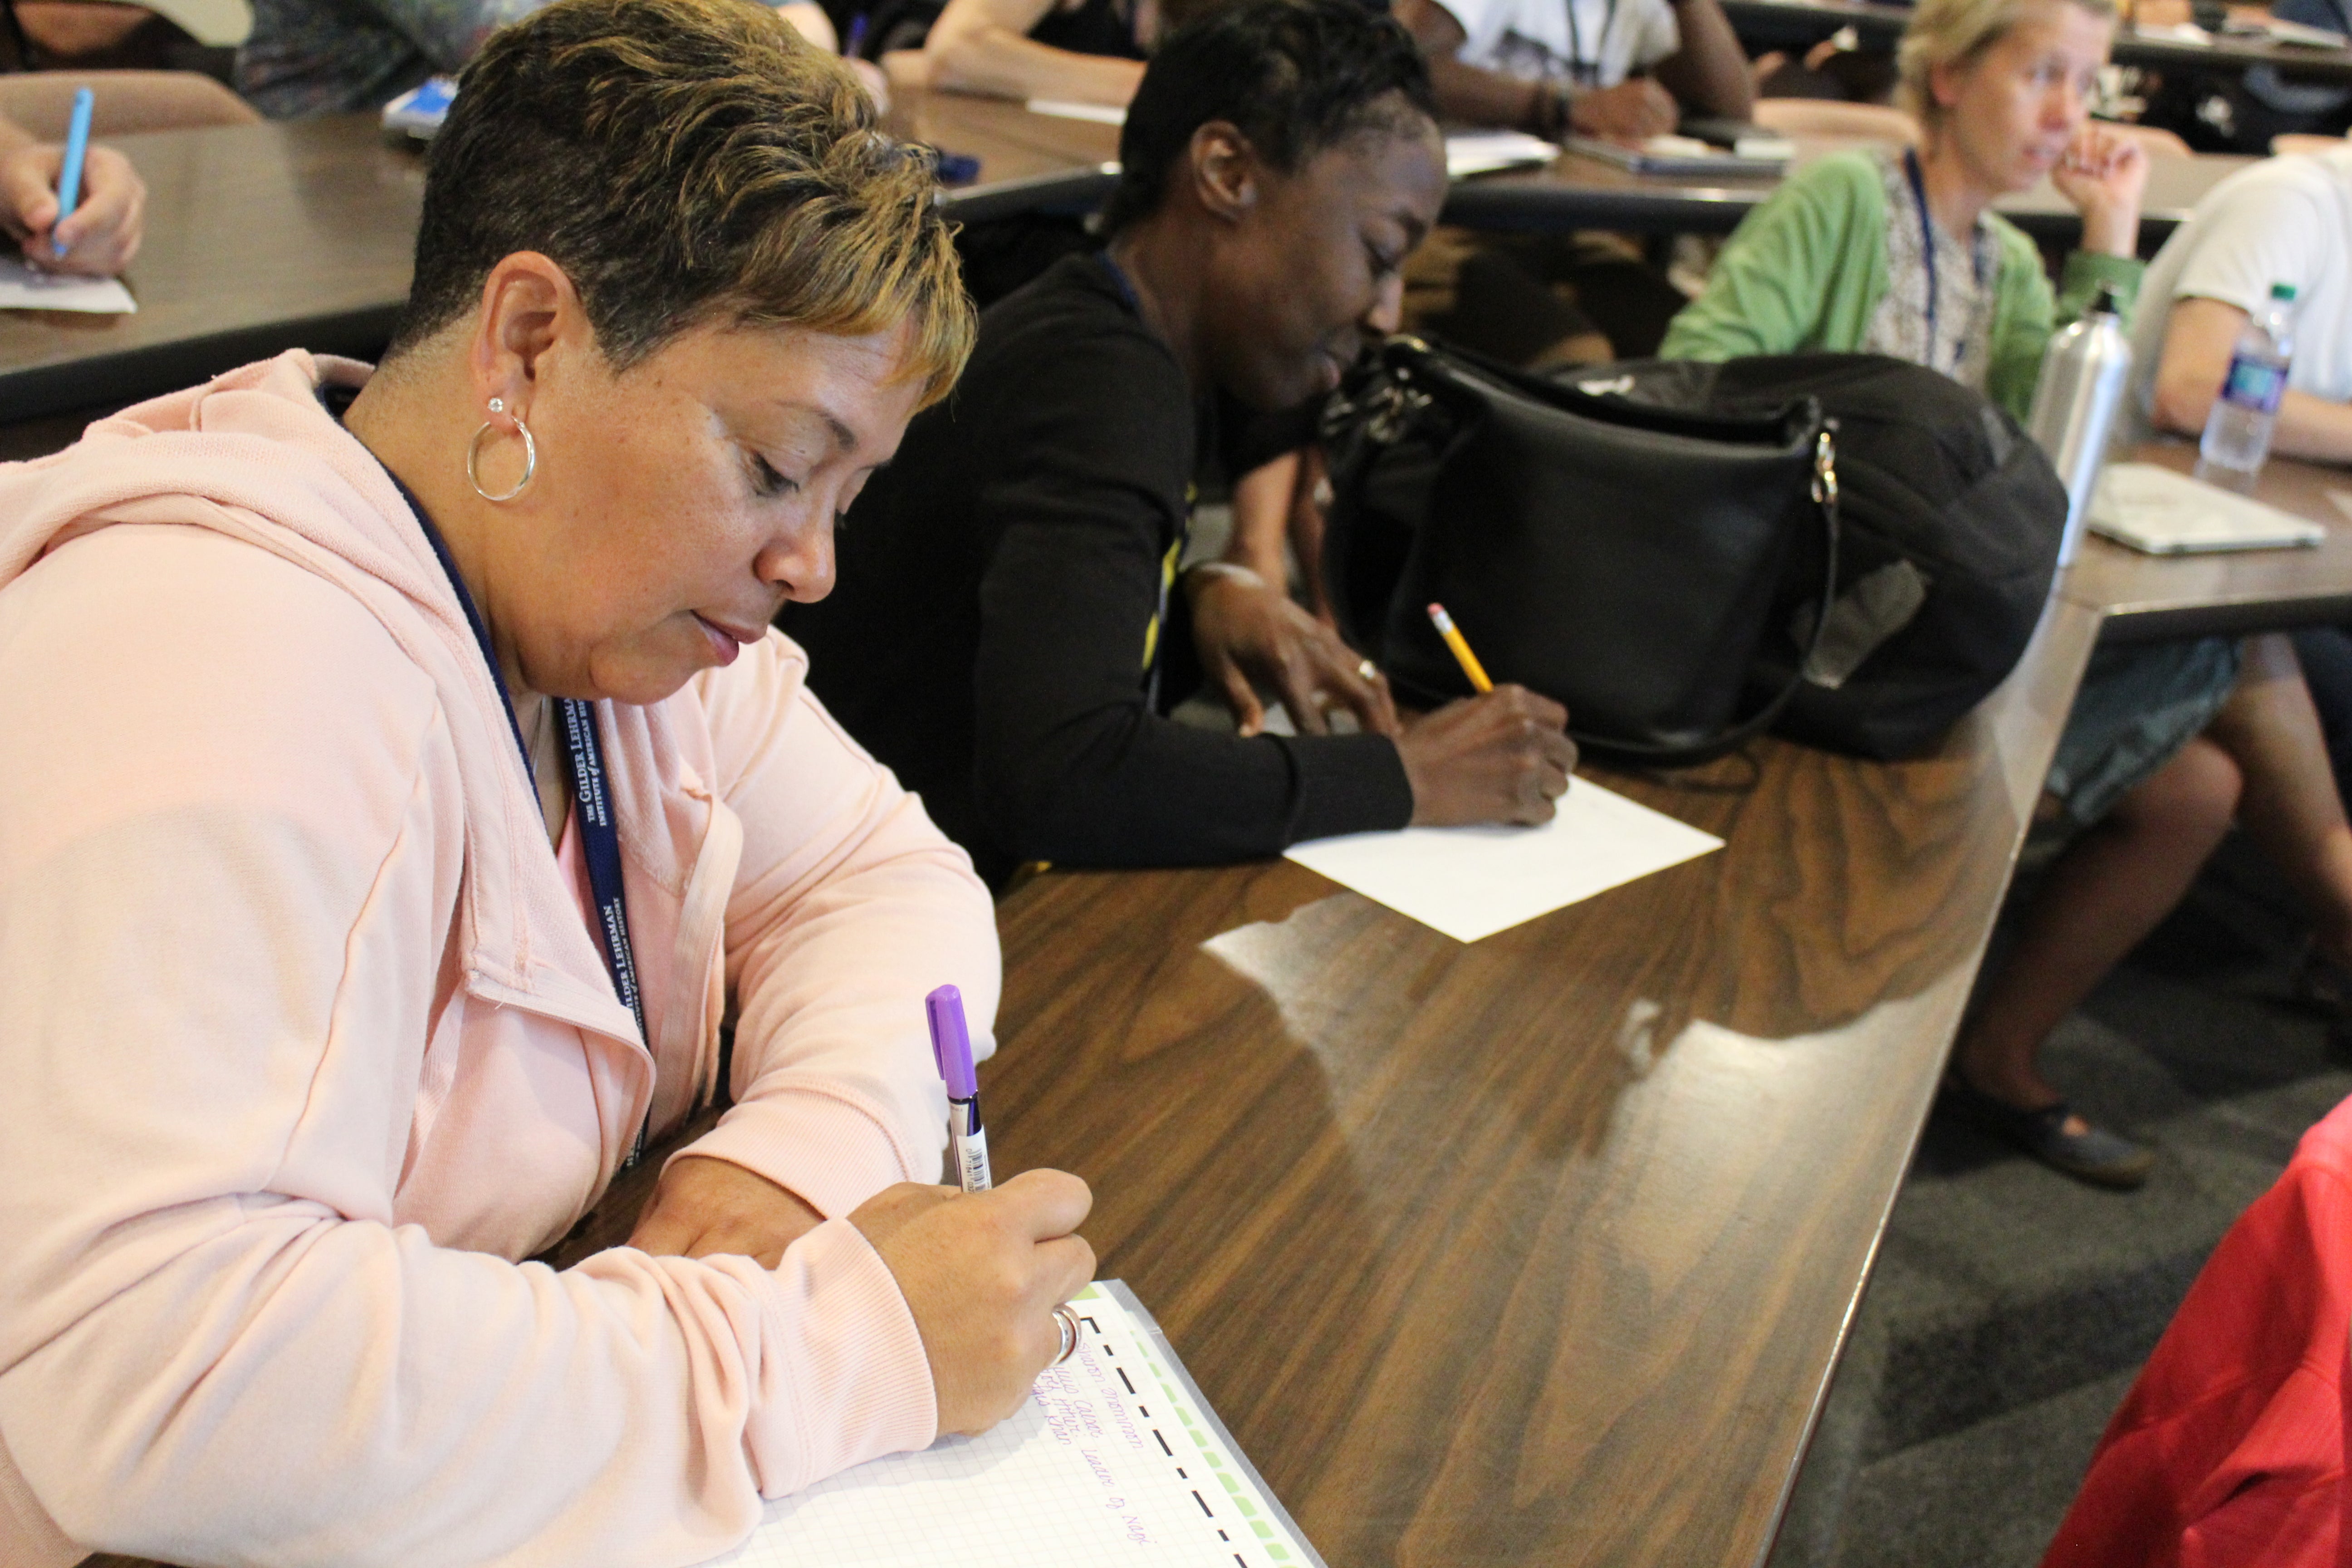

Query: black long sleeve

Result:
[784,254,1411,889]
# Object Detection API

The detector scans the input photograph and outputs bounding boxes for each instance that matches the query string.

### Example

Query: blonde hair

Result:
[394,0,973,408]
[1896,0,2117,126]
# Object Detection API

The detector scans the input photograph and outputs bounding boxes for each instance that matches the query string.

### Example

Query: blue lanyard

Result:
[1903,149,1988,377]
[391,475,654,1166]
[1903,149,1948,370]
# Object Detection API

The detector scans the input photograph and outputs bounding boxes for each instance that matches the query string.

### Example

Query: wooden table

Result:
[0,94,1121,437]
[2065,439,2352,641]
[966,597,2100,1568]
[0,114,421,427]
[894,90,1121,222]
[1442,138,2252,246]
[1723,0,2352,84]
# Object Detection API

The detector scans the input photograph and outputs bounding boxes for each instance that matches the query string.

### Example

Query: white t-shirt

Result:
[1435,0,1681,88]
[2129,143,2352,423]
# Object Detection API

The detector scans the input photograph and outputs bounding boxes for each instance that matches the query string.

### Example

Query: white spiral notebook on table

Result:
[701,1280,1323,1568]
[2087,461,2328,554]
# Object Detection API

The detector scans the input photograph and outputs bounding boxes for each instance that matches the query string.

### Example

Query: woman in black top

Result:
[786,0,1576,888]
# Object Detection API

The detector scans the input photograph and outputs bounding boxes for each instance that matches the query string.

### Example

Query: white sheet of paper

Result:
[701,1281,1321,1568]
[1285,778,1722,942]
[1026,98,1128,125]
[1445,129,1559,176]
[0,254,133,314]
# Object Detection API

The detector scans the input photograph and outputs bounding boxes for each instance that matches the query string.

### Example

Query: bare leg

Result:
[2200,633,2352,964]
[1954,735,2242,1114]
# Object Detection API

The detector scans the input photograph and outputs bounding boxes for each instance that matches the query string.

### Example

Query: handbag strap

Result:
[1568,426,1842,768]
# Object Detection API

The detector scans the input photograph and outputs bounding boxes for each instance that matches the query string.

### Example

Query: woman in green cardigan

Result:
[1666,0,2352,1188]
[1658,129,2142,425]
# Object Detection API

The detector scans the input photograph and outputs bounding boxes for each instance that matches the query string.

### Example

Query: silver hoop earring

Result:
[466,396,537,503]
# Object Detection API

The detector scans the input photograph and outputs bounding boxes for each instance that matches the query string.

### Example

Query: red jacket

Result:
[2042,1093,2352,1568]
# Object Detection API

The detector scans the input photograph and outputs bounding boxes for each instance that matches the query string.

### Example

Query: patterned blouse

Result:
[1862,148,2003,395]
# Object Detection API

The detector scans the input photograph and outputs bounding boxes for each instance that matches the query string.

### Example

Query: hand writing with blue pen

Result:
[0,101,145,278]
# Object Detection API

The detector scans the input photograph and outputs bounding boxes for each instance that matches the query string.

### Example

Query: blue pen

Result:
[53,87,93,260]
[925,984,991,1192]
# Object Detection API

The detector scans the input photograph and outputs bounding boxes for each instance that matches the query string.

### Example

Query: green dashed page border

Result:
[1076,1280,1329,1568]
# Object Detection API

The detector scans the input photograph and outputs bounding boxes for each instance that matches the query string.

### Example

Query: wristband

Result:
[1184,560,1269,596]
[1524,81,1569,142]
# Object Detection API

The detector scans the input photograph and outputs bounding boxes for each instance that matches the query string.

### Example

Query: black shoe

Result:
[1941,1075,2155,1190]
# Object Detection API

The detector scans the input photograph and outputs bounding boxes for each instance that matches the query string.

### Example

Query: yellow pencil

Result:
[1426,603,1493,694]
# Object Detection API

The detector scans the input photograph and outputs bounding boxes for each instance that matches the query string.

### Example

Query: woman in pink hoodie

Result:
[0,2,1096,1563]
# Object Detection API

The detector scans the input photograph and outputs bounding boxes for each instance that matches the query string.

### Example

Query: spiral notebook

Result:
[699,1280,1323,1568]
[2087,462,2326,554]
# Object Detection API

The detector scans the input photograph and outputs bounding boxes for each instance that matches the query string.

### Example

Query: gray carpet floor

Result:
[1769,837,2352,1568]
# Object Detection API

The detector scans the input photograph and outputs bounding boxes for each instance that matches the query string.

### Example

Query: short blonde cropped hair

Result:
[1896,0,2117,125]
[394,0,973,408]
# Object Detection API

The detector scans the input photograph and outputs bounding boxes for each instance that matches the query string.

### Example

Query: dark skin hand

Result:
[1186,567,1400,737]
[1570,77,1681,140]
[1395,684,1578,826]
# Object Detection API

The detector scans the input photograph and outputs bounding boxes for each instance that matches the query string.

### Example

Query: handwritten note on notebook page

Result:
[702,1280,1323,1568]
[1285,776,1723,942]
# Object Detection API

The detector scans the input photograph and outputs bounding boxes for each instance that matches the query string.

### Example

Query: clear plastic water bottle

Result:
[2197,281,2299,483]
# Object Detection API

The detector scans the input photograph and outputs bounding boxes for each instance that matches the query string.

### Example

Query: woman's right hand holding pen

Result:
[851,1169,1096,1436]
[0,103,145,278]
[1396,686,1578,826]
[0,137,144,276]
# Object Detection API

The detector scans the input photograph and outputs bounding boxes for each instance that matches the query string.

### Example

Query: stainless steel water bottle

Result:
[2026,282,2134,567]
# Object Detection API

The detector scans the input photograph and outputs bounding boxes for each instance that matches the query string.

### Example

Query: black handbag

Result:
[1581,354,2069,759]
[1320,336,1840,766]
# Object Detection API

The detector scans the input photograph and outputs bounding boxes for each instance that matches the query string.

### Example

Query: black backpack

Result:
[1321,347,2067,763]
[1581,354,2068,759]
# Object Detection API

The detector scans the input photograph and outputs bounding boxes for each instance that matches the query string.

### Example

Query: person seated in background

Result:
[1396,0,1751,144]
[1665,0,2352,1187]
[239,0,857,115]
[2136,140,2352,465]
[0,108,142,275]
[2134,140,2352,835]
[1386,0,1754,366]
[784,0,1576,892]
[897,0,1188,306]
[0,4,1096,1563]
[910,0,1153,105]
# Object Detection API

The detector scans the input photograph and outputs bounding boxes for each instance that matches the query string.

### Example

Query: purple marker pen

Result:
[926,984,992,1192]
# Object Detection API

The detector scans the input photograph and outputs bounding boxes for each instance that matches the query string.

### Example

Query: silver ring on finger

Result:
[1052,1302,1082,1367]
[1357,658,1378,682]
